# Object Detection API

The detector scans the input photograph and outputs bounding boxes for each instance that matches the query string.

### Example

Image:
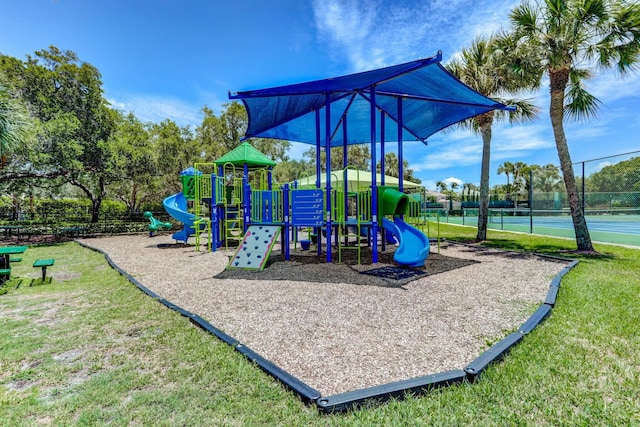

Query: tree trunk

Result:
[476,116,493,241]
[90,197,101,223]
[549,70,594,251]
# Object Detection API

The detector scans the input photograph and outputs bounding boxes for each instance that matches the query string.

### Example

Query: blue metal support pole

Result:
[380,110,386,252]
[380,110,385,187]
[315,110,321,189]
[243,174,250,233]
[398,97,404,192]
[370,87,378,263]
[244,162,250,231]
[211,174,218,252]
[342,115,348,225]
[283,183,290,260]
[325,93,332,263]
[397,97,405,222]
[315,109,322,256]
[343,116,348,169]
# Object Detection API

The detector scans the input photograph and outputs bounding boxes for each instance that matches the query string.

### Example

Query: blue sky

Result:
[2,0,639,191]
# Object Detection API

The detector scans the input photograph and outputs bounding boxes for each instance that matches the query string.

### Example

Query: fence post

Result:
[581,161,586,215]
[529,169,533,234]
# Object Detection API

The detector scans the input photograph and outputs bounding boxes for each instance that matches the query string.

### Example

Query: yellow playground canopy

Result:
[295,169,422,193]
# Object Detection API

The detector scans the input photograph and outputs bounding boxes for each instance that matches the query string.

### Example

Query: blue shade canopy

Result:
[229,52,513,147]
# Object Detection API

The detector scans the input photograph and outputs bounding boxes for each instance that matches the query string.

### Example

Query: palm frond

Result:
[510,2,541,37]
[564,76,601,122]
[599,0,640,73]
[501,98,540,124]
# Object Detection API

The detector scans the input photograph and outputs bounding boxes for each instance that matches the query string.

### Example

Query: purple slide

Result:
[382,217,430,268]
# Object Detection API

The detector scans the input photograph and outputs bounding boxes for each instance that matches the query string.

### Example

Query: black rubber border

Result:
[77,240,321,404]
[316,370,466,413]
[77,239,578,414]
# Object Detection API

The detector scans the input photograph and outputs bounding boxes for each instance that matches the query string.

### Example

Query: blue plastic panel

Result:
[291,189,324,226]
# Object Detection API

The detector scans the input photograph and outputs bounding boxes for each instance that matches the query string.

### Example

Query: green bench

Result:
[33,258,55,282]
[10,257,21,263]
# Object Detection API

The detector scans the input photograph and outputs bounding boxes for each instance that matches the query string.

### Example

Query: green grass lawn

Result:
[1,227,638,426]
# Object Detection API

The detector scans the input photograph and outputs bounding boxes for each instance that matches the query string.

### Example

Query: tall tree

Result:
[534,163,563,193]
[196,102,290,163]
[272,159,313,183]
[509,0,640,251]
[108,111,159,211]
[511,161,529,203]
[150,119,197,194]
[0,77,32,167]
[447,35,539,241]
[436,180,460,211]
[1,47,117,222]
[497,161,516,201]
[375,152,422,184]
[587,156,640,192]
[303,145,372,172]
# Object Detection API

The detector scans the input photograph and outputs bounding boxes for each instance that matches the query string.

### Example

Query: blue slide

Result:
[382,217,430,268]
[163,192,198,243]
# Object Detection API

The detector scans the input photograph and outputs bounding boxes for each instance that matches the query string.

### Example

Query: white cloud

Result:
[312,0,521,71]
[443,176,463,187]
[412,120,553,173]
[414,139,482,171]
[491,124,554,152]
[421,179,439,191]
[108,94,202,127]
[593,161,613,172]
[590,71,640,105]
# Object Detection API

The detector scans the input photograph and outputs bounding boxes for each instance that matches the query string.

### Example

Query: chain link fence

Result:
[451,150,640,246]
[530,150,640,213]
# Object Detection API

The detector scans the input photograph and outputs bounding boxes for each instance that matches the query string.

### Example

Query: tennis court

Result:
[441,209,640,246]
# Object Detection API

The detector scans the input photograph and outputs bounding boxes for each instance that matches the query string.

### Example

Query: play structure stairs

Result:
[223,205,243,250]
[227,225,281,270]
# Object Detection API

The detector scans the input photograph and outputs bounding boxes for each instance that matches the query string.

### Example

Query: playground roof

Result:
[229,52,513,146]
[213,142,276,168]
[295,169,422,193]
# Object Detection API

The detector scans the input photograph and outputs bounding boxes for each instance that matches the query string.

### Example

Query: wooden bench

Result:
[33,259,55,282]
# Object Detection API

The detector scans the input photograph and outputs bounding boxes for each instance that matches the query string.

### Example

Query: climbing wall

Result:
[227,225,281,270]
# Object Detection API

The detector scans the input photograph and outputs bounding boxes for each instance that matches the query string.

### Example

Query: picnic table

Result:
[0,245,28,284]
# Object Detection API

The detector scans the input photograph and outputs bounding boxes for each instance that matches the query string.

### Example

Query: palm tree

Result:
[436,180,459,211]
[0,80,31,168]
[448,35,539,241]
[509,0,640,252]
[535,164,562,192]
[497,161,516,201]
[512,161,529,204]
[532,163,563,209]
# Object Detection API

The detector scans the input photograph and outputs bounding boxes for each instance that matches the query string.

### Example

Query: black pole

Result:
[581,161,586,215]
[529,169,533,234]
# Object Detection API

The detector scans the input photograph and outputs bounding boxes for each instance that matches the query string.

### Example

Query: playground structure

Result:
[162,154,437,269]
[163,53,512,268]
